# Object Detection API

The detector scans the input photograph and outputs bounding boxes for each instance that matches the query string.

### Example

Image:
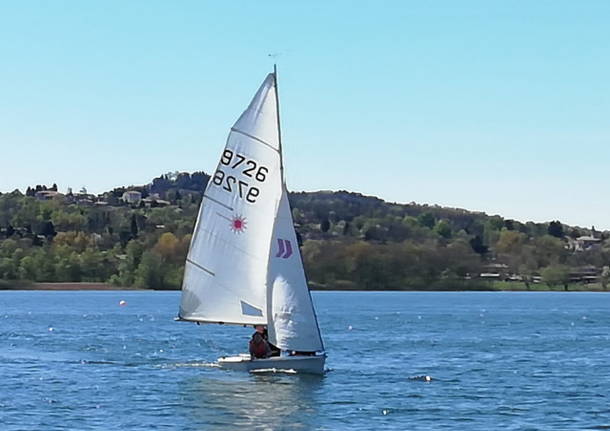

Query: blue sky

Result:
[1,1,608,228]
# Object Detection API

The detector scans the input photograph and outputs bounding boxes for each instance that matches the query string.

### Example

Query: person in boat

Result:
[249,325,280,359]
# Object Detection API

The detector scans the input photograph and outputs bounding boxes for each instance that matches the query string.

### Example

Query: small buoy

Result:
[119,300,127,306]
[409,375,433,382]
[348,325,353,330]
[48,327,54,332]
[382,409,390,415]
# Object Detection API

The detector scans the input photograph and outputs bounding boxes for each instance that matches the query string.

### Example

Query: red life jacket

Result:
[249,334,268,358]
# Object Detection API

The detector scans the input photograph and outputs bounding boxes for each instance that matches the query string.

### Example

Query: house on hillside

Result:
[575,235,601,251]
[121,190,142,205]
[35,191,63,201]
[142,197,170,208]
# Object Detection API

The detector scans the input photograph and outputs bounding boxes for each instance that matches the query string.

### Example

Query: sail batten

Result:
[230,128,280,153]
[202,194,234,211]
[186,259,215,276]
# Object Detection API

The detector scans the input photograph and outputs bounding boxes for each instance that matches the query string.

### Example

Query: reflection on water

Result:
[182,372,324,429]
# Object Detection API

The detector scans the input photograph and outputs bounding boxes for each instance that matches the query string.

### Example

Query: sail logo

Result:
[275,238,293,259]
[230,215,247,233]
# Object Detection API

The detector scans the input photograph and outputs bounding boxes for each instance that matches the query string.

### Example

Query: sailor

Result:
[249,325,271,359]
[249,325,281,359]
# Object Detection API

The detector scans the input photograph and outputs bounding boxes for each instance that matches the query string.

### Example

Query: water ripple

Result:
[2,290,610,430]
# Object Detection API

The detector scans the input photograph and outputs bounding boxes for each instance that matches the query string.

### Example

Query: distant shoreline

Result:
[0,281,607,292]
[3,282,143,291]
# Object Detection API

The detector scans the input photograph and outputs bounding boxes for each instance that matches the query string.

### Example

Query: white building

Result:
[121,190,142,204]
[575,236,601,251]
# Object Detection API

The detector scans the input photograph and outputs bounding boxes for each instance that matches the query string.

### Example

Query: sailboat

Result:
[177,67,326,374]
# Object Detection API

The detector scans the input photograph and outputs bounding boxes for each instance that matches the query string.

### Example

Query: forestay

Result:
[266,189,324,352]
[179,74,283,325]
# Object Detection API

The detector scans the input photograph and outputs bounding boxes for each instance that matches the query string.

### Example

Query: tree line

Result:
[1,172,609,290]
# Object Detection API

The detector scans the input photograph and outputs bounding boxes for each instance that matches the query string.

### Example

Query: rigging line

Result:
[230,128,279,153]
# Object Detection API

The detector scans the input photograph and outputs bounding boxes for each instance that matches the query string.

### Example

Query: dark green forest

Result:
[1,172,609,290]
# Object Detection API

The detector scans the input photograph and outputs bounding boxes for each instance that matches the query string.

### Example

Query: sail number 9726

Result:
[211,149,269,203]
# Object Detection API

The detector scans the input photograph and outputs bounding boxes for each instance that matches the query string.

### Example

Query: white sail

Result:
[179,74,283,325]
[267,189,324,352]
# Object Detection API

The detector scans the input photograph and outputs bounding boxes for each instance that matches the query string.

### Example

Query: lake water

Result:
[1,291,609,430]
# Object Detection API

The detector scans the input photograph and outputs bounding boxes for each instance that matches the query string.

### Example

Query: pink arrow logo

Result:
[275,238,293,259]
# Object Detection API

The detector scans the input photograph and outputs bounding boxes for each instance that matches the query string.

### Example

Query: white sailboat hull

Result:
[218,353,326,375]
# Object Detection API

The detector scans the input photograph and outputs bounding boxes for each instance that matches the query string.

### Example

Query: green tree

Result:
[54,252,82,281]
[0,257,17,279]
[52,211,86,232]
[547,221,564,238]
[601,266,610,290]
[541,265,571,290]
[134,251,164,289]
[130,214,139,238]
[469,235,488,255]
[80,249,115,281]
[533,235,567,268]
[434,220,452,239]
[112,240,145,286]
[19,256,38,280]
[417,212,435,229]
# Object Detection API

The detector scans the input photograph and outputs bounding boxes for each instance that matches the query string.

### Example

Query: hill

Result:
[0,172,609,290]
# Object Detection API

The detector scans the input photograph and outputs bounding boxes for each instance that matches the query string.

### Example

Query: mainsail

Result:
[179,70,324,353]
[179,74,282,325]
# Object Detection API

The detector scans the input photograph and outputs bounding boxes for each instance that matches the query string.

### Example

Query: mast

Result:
[273,64,285,183]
